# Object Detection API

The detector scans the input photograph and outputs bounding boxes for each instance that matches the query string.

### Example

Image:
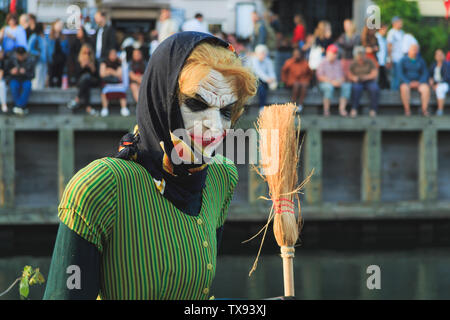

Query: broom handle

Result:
[281,246,295,297]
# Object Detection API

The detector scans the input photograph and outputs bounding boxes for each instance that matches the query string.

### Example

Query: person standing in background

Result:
[270,13,282,42]
[337,19,360,81]
[361,24,379,65]
[0,13,28,55]
[387,16,405,90]
[94,11,117,62]
[376,23,390,89]
[250,11,267,50]
[27,23,48,89]
[18,14,28,37]
[26,14,37,39]
[47,19,69,88]
[182,13,209,34]
[157,9,178,43]
[292,14,306,49]
[313,21,333,54]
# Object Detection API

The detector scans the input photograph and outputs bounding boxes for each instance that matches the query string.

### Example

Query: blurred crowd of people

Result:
[0,9,449,117]
[247,13,450,117]
[0,11,131,116]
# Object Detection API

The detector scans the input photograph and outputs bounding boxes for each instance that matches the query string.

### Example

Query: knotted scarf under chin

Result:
[117,125,208,216]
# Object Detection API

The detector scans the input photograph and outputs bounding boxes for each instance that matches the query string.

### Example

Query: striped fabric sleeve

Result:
[58,159,117,253]
[217,161,239,228]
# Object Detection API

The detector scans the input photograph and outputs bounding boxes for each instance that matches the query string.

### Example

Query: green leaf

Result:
[19,277,29,299]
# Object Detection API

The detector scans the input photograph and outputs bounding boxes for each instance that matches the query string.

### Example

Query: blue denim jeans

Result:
[9,79,32,108]
[319,81,351,100]
[351,80,380,111]
[257,81,268,110]
[390,62,400,90]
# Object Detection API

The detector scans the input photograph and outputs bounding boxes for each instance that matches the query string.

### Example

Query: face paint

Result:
[179,69,238,159]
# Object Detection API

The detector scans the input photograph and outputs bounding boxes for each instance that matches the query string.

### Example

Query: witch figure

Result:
[43,32,257,300]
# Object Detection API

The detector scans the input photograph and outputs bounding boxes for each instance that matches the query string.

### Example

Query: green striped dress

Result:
[58,154,238,300]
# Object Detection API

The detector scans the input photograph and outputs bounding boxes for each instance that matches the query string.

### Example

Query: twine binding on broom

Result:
[280,246,295,258]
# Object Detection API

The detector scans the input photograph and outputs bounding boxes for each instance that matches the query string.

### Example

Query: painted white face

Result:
[179,69,238,158]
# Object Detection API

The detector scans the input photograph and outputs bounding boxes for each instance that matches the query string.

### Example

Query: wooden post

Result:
[419,128,438,201]
[58,128,75,200]
[0,128,15,208]
[304,129,322,204]
[418,128,438,201]
[361,129,381,202]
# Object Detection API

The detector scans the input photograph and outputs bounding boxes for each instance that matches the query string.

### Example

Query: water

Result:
[1,249,449,300]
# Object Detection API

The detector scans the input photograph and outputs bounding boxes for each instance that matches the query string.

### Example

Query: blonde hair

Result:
[314,20,331,40]
[178,42,257,125]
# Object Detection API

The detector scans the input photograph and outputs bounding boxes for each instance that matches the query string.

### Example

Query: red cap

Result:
[326,44,338,54]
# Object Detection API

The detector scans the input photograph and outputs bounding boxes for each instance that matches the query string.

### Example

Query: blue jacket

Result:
[2,25,27,53]
[46,36,69,64]
[28,34,48,64]
[429,61,450,85]
[397,55,428,84]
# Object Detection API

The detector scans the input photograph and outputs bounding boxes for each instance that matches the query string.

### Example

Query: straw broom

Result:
[248,103,312,297]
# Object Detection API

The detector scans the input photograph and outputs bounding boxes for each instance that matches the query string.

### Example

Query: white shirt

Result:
[401,33,418,55]
[375,32,387,66]
[182,19,209,34]
[386,28,404,63]
[434,65,443,83]
[250,56,276,83]
[96,27,104,59]
[158,19,178,43]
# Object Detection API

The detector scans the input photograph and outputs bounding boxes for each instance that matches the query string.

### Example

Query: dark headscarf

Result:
[117,32,232,216]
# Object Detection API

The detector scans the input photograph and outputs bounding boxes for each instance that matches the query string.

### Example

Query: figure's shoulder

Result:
[68,157,148,192]
[66,158,117,192]
[99,157,147,176]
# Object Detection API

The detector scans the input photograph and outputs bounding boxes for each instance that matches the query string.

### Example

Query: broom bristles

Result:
[257,103,302,247]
